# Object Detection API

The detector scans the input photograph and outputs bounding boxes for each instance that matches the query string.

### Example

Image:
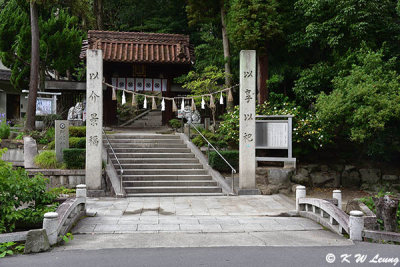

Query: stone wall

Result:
[256,167,294,195]
[291,164,400,192]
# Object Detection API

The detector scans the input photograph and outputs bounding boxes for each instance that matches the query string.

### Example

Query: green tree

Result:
[316,48,400,158]
[0,0,85,130]
[227,0,282,103]
[179,66,225,130]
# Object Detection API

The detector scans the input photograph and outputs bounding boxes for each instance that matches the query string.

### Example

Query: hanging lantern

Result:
[180,98,185,111]
[227,88,234,104]
[209,94,215,108]
[201,96,205,109]
[122,91,126,105]
[219,92,224,105]
[152,97,157,110]
[191,98,196,111]
[172,99,178,112]
[131,93,137,107]
[112,88,117,100]
[161,98,165,111]
[143,96,147,109]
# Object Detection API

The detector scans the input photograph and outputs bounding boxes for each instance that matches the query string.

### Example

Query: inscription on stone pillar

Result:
[239,50,257,192]
[86,50,103,190]
[55,120,69,162]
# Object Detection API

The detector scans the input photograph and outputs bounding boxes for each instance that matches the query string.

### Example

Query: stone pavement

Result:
[59,195,353,250]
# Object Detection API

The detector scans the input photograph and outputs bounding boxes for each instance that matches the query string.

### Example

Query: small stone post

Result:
[55,120,69,162]
[349,210,364,241]
[296,185,306,212]
[333,190,342,210]
[43,212,59,245]
[76,184,87,203]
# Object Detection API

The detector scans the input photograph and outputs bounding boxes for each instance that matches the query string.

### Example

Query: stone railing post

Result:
[296,185,306,212]
[349,210,364,241]
[43,212,59,245]
[333,189,342,210]
[76,184,87,203]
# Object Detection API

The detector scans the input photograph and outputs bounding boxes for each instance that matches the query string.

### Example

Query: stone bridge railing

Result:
[43,184,87,245]
[296,186,364,241]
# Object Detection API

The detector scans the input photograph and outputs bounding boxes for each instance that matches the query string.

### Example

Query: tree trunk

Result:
[25,1,40,131]
[220,7,231,87]
[94,0,103,30]
[373,195,399,232]
[257,53,269,104]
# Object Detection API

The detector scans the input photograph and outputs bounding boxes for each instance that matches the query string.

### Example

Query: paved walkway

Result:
[60,195,353,250]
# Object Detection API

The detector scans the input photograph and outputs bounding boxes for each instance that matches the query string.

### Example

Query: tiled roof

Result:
[81,30,194,64]
[0,69,11,81]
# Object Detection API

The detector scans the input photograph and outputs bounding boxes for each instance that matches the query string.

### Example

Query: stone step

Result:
[126,193,225,197]
[113,153,196,159]
[106,139,183,144]
[118,163,204,169]
[112,158,199,164]
[118,169,208,175]
[122,180,218,186]
[110,148,191,153]
[122,175,213,181]
[124,186,222,194]
[106,135,179,140]
[105,143,187,148]
[130,121,162,127]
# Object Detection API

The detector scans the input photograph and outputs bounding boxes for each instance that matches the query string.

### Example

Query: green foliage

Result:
[47,137,85,150]
[227,0,282,53]
[62,232,74,243]
[218,93,330,155]
[0,114,10,139]
[37,127,55,144]
[34,150,61,169]
[0,242,25,258]
[191,128,227,149]
[42,114,62,128]
[63,148,85,169]
[208,150,239,172]
[360,191,400,231]
[316,48,400,157]
[0,0,85,89]
[69,126,86,137]
[69,137,86,148]
[0,148,57,233]
[168,119,182,130]
[15,132,24,140]
[49,186,76,195]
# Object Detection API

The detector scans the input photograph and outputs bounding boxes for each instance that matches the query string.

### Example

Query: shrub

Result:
[0,114,10,139]
[38,127,55,144]
[208,150,239,172]
[63,148,85,169]
[0,148,57,233]
[69,137,86,148]
[192,128,227,149]
[69,126,86,137]
[47,140,55,149]
[34,151,60,169]
[168,119,182,130]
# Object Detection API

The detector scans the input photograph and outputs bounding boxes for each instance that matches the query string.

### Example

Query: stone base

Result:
[237,188,261,195]
[87,190,107,197]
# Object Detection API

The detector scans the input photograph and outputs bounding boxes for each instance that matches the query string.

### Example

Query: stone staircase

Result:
[104,134,224,197]
[128,110,162,127]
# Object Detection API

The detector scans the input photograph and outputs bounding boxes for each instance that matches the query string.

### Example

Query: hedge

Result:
[69,126,86,137]
[47,137,85,149]
[208,150,239,172]
[63,148,85,169]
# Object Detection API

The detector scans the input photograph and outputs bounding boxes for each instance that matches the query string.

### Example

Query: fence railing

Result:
[187,122,237,193]
[103,129,124,192]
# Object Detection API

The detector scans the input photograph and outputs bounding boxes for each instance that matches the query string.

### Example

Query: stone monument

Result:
[55,120,69,162]
[85,50,103,190]
[238,50,259,195]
